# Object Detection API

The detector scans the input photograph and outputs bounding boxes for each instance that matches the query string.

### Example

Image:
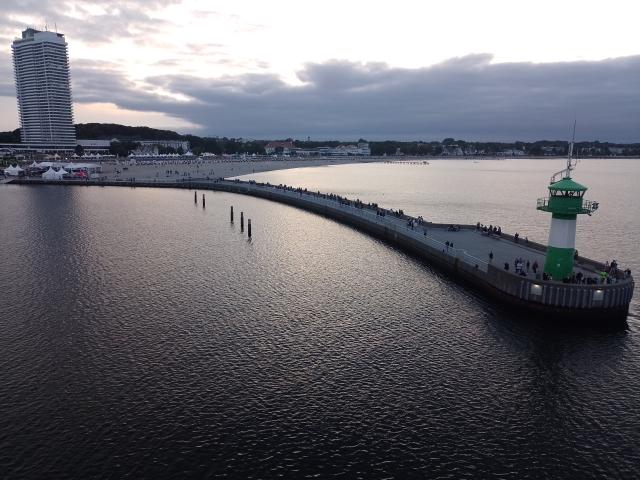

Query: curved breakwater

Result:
[11,177,635,320]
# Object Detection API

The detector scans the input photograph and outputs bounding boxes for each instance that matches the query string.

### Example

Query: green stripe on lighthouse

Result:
[544,245,575,280]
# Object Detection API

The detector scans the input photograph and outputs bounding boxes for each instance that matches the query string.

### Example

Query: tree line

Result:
[1,124,639,157]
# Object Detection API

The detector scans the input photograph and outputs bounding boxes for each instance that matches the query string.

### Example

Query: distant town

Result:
[1,123,639,163]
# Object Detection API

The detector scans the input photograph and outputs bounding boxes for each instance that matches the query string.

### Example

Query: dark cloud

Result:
[81,54,639,141]
[1,2,638,141]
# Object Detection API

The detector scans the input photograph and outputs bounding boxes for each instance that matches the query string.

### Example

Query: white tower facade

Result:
[12,28,76,147]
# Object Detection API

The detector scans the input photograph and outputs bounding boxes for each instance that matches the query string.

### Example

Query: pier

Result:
[9,177,635,321]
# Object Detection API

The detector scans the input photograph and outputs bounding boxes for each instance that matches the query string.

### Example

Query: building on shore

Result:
[265,141,296,155]
[12,28,76,151]
[138,140,190,152]
[267,141,371,157]
[76,139,112,154]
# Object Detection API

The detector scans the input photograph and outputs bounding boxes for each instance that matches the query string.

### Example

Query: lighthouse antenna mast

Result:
[550,119,578,184]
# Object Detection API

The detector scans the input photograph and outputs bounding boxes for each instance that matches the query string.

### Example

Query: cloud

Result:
[74,54,640,141]
[0,62,16,97]
[0,2,638,141]
[1,0,181,45]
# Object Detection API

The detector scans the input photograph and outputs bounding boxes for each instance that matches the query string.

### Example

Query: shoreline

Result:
[99,157,376,182]
[3,155,639,183]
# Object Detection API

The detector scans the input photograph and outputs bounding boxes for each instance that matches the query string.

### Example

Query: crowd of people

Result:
[603,260,632,281]
[500,256,539,276]
[477,222,502,236]
[252,181,419,223]
[493,253,632,285]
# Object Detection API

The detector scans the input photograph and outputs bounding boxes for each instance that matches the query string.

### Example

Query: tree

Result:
[0,128,20,143]
[75,144,84,156]
[76,123,182,140]
[528,144,543,156]
[110,141,139,157]
[158,146,176,154]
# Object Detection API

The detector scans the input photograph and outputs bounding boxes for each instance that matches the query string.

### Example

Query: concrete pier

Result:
[10,177,634,321]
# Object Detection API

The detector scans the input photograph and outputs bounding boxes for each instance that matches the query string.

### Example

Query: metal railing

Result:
[582,199,599,214]
[536,197,599,215]
[244,183,490,272]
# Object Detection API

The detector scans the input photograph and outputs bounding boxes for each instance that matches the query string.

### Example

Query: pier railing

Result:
[486,263,634,310]
[536,197,599,215]
[240,182,491,273]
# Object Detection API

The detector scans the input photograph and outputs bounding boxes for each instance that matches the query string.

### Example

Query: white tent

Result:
[58,167,69,177]
[42,167,60,180]
[30,160,40,167]
[4,165,24,176]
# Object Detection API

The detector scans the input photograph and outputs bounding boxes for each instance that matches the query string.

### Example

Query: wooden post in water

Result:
[240,212,244,232]
[248,219,252,238]
[194,190,197,204]
[202,194,205,208]
[230,206,234,223]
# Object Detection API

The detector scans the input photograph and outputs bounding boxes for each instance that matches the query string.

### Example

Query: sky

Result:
[1,0,639,141]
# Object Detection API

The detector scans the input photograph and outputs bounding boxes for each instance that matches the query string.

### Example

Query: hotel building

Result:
[12,28,76,149]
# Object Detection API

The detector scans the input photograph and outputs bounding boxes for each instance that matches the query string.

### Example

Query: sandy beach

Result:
[99,157,375,181]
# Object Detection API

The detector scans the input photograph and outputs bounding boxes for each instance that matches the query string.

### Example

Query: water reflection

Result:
[0,183,638,479]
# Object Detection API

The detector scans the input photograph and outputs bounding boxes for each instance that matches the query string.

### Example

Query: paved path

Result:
[428,228,548,275]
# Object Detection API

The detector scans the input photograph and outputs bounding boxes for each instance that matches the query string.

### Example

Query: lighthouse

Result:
[536,142,599,281]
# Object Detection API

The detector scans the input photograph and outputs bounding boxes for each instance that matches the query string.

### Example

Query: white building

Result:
[498,148,525,156]
[76,139,112,154]
[12,28,76,149]
[330,143,371,156]
[138,140,190,151]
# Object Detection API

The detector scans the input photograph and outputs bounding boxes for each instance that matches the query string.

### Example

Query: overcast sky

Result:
[1,0,639,141]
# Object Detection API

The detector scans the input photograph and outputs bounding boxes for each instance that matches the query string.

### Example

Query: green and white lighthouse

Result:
[536,144,599,280]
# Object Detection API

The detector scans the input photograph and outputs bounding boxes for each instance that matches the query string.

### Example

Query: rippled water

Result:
[1,164,639,479]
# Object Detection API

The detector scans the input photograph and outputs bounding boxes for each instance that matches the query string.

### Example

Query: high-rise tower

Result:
[12,28,76,147]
